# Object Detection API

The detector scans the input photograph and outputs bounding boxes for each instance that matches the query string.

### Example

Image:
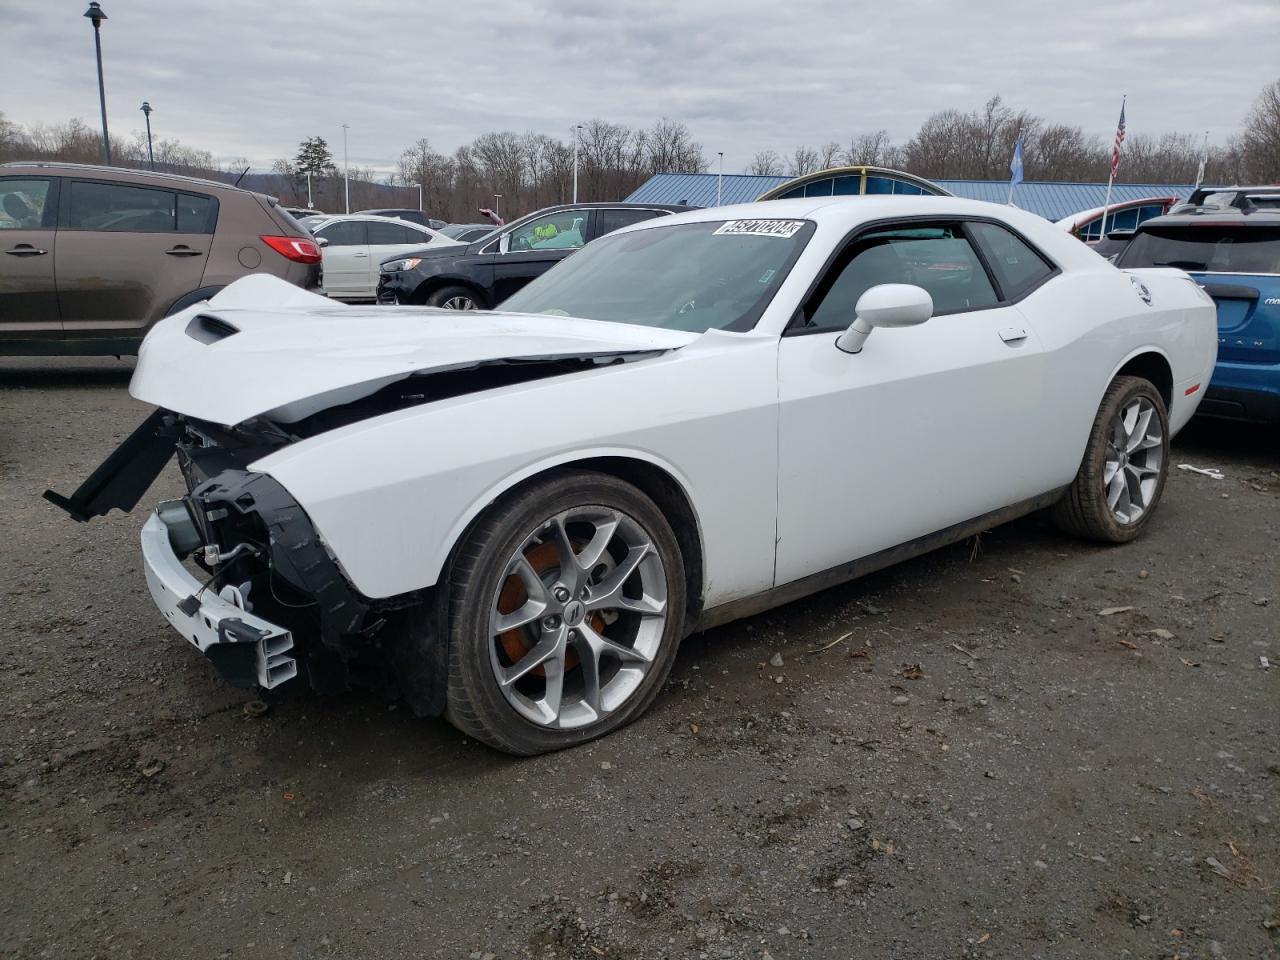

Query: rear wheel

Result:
[425,285,482,310]
[443,471,686,755]
[1052,376,1169,543]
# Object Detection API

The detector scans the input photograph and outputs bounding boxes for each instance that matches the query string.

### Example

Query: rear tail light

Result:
[260,235,322,264]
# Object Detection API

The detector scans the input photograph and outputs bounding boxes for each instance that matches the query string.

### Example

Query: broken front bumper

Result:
[141,505,298,689]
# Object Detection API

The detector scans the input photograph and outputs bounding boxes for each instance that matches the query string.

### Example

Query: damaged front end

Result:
[42,350,667,712]
[46,413,446,713]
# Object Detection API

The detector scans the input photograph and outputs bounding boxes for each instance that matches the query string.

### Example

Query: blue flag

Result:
[1009,136,1025,187]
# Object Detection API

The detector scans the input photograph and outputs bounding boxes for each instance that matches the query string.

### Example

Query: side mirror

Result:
[498,234,510,254]
[835,283,933,354]
[315,236,329,248]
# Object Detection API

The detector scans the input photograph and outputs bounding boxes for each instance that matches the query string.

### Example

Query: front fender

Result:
[250,335,780,604]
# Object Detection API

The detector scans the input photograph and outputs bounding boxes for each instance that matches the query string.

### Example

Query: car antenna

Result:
[232,166,250,187]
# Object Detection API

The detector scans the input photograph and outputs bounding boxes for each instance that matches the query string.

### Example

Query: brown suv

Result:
[0,162,322,355]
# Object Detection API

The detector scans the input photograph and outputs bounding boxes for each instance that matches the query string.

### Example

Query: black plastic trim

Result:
[42,410,176,521]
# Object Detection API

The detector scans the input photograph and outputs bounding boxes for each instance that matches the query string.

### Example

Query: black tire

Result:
[424,285,484,310]
[442,470,687,755]
[1052,376,1170,543]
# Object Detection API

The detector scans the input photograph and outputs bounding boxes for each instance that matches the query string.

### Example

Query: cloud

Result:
[1,0,1276,173]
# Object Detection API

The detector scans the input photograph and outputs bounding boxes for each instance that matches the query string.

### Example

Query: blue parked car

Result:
[1118,194,1280,422]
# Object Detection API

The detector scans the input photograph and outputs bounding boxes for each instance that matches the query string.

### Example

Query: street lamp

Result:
[84,2,110,165]
[140,101,154,170]
[571,124,583,203]
[493,194,502,219]
[717,151,724,206]
[341,123,350,214]
[417,182,423,213]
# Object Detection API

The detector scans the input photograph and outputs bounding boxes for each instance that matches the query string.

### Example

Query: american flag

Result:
[1110,100,1127,179]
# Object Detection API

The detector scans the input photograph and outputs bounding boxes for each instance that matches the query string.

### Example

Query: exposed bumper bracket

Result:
[141,509,298,689]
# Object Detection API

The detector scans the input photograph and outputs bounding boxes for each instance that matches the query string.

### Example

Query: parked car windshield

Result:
[1119,224,1280,274]
[501,219,815,333]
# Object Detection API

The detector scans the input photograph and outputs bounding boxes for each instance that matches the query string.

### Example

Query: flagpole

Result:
[1100,94,1125,239]
[1100,170,1115,239]
[1194,130,1209,189]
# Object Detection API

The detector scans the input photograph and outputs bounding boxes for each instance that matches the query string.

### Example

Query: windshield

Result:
[500,218,815,333]
[1119,224,1280,274]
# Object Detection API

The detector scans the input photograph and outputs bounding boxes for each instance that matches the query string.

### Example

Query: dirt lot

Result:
[1,356,1277,960]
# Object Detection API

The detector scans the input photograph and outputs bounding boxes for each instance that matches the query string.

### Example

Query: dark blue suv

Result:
[1118,194,1280,422]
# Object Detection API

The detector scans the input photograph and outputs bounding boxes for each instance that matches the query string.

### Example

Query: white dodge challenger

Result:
[47,197,1217,754]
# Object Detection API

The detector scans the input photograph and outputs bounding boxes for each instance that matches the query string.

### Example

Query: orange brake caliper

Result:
[496,541,605,675]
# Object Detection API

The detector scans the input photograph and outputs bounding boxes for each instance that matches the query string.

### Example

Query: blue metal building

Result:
[626,171,1196,223]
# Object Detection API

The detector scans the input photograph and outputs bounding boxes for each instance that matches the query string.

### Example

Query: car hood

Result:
[131,274,696,426]
[382,238,484,266]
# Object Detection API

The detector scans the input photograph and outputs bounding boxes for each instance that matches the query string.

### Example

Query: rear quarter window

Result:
[968,221,1056,299]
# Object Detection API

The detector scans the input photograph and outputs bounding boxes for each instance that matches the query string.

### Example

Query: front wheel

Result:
[425,285,482,310]
[1052,376,1170,543]
[443,471,686,755]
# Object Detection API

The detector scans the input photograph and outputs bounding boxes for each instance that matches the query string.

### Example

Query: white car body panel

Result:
[131,197,1216,614]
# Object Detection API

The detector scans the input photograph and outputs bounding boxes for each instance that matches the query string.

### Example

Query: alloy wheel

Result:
[488,507,668,729]
[1103,396,1164,523]
[442,295,476,310]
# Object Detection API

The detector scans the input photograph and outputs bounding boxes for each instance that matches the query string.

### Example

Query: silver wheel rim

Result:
[1104,397,1163,524]
[488,507,668,730]
[442,295,476,310]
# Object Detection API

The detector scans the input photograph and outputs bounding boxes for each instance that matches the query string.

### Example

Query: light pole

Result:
[717,151,724,206]
[84,3,110,165]
[341,123,350,214]
[571,124,582,203]
[305,170,313,209]
[417,182,423,212]
[493,194,502,219]
[140,101,154,170]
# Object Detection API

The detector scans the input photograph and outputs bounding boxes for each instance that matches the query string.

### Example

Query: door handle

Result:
[352,253,369,258]
[998,326,1028,344]
[6,244,47,256]
[165,246,204,257]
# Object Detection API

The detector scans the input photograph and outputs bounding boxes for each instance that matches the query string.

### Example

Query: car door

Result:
[491,209,594,304]
[774,219,1054,587]
[0,175,61,341]
[55,179,213,338]
[365,220,446,298]
[314,220,370,298]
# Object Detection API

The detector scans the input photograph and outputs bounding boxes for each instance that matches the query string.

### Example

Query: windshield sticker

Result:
[713,219,805,239]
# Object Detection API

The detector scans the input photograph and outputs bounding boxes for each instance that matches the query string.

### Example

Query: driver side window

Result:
[507,211,589,252]
[803,224,998,330]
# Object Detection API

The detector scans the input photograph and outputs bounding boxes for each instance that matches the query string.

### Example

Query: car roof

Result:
[1137,208,1280,229]
[524,201,693,214]
[0,160,258,195]
[311,213,437,228]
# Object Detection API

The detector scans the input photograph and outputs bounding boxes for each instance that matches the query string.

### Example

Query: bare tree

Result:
[787,146,820,177]
[747,149,783,176]
[817,141,842,169]
[644,118,706,174]
[844,130,894,166]
[1242,76,1280,181]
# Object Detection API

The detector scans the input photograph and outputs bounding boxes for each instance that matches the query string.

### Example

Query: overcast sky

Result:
[3,0,1277,175]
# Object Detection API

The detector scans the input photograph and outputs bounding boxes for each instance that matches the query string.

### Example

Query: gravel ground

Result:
[2,357,1277,960]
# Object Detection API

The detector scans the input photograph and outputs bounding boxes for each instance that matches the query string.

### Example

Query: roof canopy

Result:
[626,171,1200,222]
